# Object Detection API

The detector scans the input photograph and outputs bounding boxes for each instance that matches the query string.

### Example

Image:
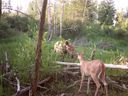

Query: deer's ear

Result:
[80,52,83,55]
[80,52,84,56]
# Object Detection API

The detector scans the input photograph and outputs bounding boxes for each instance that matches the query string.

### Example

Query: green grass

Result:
[0,27,128,95]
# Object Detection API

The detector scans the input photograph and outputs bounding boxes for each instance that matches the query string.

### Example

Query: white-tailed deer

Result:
[77,53,108,96]
[65,41,76,58]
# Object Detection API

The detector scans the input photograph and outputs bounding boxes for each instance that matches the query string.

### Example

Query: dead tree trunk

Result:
[31,0,47,95]
[47,0,53,41]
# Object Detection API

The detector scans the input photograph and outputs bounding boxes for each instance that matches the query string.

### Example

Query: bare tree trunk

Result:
[16,6,20,15]
[35,0,41,15]
[0,0,2,18]
[82,0,87,23]
[31,0,47,95]
[47,0,53,41]
[60,1,64,37]
[53,0,57,34]
[8,0,11,13]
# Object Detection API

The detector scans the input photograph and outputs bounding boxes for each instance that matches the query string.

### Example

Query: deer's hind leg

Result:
[91,75,101,96]
[100,72,108,96]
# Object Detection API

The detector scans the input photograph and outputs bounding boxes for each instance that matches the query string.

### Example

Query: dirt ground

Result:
[42,72,128,96]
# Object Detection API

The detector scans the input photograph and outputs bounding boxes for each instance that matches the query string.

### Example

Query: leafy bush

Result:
[0,18,18,38]
[5,15,30,32]
[0,14,33,39]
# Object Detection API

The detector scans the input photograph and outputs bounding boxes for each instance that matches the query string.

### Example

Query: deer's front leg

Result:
[78,73,84,93]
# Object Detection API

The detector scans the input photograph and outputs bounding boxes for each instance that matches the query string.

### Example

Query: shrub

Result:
[0,18,18,38]
[5,15,29,32]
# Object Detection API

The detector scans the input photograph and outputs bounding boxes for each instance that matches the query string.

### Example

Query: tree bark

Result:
[31,0,47,95]
[60,1,64,37]
[0,0,2,18]
[53,0,57,34]
[47,0,53,41]
[8,0,11,13]
[82,0,87,23]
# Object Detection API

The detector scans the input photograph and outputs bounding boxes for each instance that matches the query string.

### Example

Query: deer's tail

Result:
[98,63,106,80]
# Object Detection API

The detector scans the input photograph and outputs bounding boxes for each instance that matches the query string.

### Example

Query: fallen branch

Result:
[16,77,52,96]
[1,52,21,95]
[106,76,128,91]
[55,61,128,70]
[64,67,80,70]
[15,76,20,92]
[63,70,79,75]
[66,80,80,89]
[3,77,25,89]
[38,77,51,85]
[2,7,35,20]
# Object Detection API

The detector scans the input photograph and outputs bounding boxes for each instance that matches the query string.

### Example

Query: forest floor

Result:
[42,70,128,96]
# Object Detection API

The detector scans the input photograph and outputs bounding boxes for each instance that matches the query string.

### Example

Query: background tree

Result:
[0,0,2,18]
[47,0,53,41]
[53,0,57,34]
[27,0,42,19]
[59,0,65,37]
[98,0,116,25]
[8,0,11,13]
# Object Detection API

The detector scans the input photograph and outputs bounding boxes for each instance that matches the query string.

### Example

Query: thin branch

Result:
[15,77,20,92]
[2,7,35,20]
[16,77,51,96]
[90,49,96,60]
[66,80,80,89]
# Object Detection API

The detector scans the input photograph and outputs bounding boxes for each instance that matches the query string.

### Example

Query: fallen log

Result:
[55,61,128,70]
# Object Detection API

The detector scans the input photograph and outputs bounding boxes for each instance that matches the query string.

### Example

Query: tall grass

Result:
[0,34,61,82]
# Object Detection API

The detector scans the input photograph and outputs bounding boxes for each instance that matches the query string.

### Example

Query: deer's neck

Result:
[79,58,85,63]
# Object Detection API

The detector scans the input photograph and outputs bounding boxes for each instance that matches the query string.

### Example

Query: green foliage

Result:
[0,15,32,39]
[0,33,61,82]
[5,15,30,32]
[0,0,128,95]
[27,0,41,19]
[0,17,18,38]
[98,0,116,25]
[27,19,39,39]
[113,12,128,36]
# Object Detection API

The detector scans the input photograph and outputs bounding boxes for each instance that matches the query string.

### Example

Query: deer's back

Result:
[81,60,104,76]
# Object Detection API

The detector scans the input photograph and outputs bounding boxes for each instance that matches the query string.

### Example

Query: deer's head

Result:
[77,53,84,60]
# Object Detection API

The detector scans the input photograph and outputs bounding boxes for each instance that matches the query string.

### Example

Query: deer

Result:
[77,52,108,96]
[65,40,76,58]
